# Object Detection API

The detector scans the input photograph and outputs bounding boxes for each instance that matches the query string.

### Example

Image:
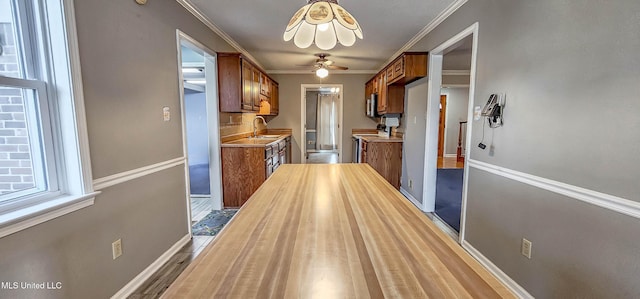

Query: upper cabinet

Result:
[387,52,427,85]
[365,52,427,115]
[217,53,279,116]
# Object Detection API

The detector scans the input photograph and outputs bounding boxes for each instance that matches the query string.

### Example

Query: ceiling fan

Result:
[297,53,348,78]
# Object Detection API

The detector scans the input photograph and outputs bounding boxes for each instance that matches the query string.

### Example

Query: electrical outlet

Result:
[521,238,532,259]
[408,179,413,189]
[112,239,122,260]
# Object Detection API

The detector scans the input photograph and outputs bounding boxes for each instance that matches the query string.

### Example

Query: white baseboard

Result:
[111,234,191,299]
[428,212,459,240]
[444,154,457,158]
[461,240,533,299]
[400,187,423,210]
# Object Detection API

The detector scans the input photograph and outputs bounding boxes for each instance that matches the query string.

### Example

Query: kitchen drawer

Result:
[393,58,404,79]
[278,140,286,151]
[265,146,274,159]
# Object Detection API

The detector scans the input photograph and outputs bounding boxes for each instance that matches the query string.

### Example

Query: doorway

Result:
[423,23,478,242]
[301,84,343,164]
[176,31,223,234]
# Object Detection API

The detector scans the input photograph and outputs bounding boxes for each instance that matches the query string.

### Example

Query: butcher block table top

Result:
[163,164,514,298]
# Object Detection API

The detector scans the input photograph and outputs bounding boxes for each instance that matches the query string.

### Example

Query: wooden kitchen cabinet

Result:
[387,52,428,85]
[252,67,261,110]
[260,73,271,97]
[221,147,266,208]
[268,81,279,115]
[365,80,373,100]
[361,141,402,189]
[376,72,387,113]
[360,140,368,163]
[221,137,291,208]
[366,52,428,116]
[217,52,278,114]
[241,60,253,111]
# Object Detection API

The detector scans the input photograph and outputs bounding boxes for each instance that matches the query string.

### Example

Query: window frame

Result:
[0,0,97,238]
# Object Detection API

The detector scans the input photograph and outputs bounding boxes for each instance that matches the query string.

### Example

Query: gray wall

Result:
[268,74,377,163]
[442,87,469,156]
[305,91,318,129]
[305,91,318,150]
[400,78,428,203]
[442,74,471,86]
[185,92,209,166]
[410,0,640,296]
[0,0,235,298]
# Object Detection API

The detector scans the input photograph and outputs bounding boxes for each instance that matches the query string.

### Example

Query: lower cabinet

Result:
[361,141,402,189]
[221,138,290,208]
[221,147,266,208]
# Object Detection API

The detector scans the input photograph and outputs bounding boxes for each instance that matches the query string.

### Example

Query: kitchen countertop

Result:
[221,134,291,148]
[162,164,515,298]
[353,133,403,143]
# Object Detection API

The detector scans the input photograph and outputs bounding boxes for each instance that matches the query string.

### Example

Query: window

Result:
[0,0,95,237]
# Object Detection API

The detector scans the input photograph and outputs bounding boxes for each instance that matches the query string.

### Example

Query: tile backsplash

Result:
[219,112,267,138]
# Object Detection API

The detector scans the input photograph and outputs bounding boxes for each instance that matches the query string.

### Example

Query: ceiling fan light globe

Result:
[316,67,329,78]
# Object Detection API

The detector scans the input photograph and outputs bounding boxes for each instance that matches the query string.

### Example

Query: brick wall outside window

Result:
[0,23,35,194]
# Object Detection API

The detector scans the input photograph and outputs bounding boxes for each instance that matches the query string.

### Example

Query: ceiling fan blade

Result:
[326,65,348,70]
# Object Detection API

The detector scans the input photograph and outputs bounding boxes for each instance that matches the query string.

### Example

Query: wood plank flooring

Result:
[162,164,514,298]
[127,236,214,299]
[190,197,212,224]
[306,152,338,164]
[438,156,465,169]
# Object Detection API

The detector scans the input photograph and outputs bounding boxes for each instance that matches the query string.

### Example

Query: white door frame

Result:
[421,22,479,243]
[176,30,224,236]
[300,84,344,163]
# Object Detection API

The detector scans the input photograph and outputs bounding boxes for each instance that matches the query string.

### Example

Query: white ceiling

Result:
[185,0,460,73]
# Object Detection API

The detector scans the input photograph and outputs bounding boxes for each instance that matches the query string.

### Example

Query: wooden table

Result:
[163,164,514,298]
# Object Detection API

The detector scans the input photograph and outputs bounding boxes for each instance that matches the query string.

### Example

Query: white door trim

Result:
[176,30,223,236]
[422,22,479,244]
[300,84,344,164]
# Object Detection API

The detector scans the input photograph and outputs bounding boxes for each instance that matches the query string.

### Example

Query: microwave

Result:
[366,93,378,117]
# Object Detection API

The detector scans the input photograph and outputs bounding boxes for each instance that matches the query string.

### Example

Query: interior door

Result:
[438,95,447,157]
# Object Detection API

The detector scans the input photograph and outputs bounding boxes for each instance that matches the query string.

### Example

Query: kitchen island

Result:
[163,164,514,298]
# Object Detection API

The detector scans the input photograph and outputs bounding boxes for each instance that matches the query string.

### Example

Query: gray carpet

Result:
[435,168,463,232]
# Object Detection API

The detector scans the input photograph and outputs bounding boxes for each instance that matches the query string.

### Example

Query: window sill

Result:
[0,191,100,239]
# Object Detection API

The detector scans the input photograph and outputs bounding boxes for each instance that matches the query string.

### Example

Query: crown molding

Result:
[266,70,378,75]
[381,0,468,70]
[176,0,263,69]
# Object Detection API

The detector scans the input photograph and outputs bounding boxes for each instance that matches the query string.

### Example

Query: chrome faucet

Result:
[253,116,266,138]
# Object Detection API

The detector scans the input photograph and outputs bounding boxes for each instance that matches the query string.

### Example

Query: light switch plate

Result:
[112,239,122,259]
[163,106,170,121]
[521,238,532,259]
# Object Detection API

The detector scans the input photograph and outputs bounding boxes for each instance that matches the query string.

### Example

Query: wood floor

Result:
[190,196,212,224]
[437,156,465,169]
[306,152,338,164]
[128,236,214,299]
